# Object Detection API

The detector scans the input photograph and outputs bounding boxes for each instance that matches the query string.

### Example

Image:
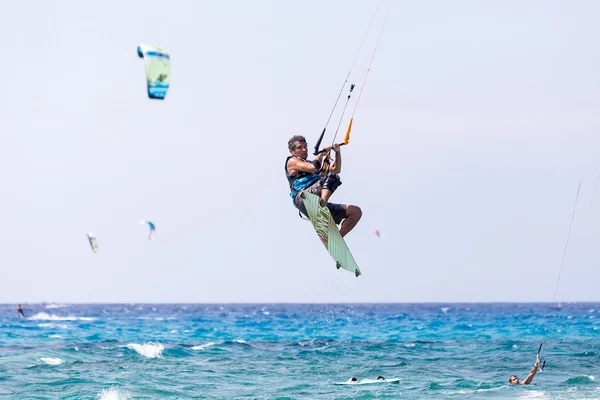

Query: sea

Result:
[0,303,598,399]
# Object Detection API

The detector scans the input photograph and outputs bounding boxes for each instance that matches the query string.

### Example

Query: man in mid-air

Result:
[285,135,361,237]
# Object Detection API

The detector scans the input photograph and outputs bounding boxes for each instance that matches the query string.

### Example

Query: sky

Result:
[1,0,599,303]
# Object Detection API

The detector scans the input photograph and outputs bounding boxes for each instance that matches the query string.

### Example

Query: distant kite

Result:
[140,220,156,240]
[86,233,98,253]
[137,44,170,100]
[373,230,380,238]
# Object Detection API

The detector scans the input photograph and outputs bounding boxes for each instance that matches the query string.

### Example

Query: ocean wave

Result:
[30,312,96,322]
[40,357,63,365]
[37,322,69,329]
[192,342,217,351]
[48,334,64,339]
[452,323,475,331]
[98,387,131,400]
[43,303,68,309]
[517,390,548,399]
[563,376,597,385]
[126,342,164,358]
[191,339,249,351]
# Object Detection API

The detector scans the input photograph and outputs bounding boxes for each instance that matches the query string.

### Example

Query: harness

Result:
[285,156,321,199]
[285,156,322,220]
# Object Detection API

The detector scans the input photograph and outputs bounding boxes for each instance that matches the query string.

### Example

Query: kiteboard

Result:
[335,378,400,385]
[300,191,361,277]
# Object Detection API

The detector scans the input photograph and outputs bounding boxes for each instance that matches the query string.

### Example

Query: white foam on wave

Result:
[126,342,164,358]
[40,357,63,365]
[192,342,216,350]
[455,386,503,395]
[98,387,131,400]
[48,334,63,339]
[38,323,69,329]
[31,312,95,322]
[44,303,67,309]
[517,390,547,399]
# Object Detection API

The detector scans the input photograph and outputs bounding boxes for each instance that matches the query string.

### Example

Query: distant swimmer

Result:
[17,304,26,319]
[342,376,400,385]
[509,357,541,385]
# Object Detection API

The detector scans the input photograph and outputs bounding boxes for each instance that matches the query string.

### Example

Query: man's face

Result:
[509,376,519,385]
[291,140,309,159]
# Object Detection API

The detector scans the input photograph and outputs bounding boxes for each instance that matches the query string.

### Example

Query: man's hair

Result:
[288,135,307,152]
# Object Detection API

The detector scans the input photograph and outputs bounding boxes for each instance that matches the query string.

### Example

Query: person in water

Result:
[347,376,386,383]
[285,135,362,237]
[17,304,26,319]
[509,357,541,385]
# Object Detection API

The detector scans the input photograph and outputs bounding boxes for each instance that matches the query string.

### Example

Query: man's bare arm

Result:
[522,359,541,385]
[287,157,319,175]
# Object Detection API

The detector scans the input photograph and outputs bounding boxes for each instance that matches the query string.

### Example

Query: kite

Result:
[140,220,156,240]
[137,44,171,100]
[86,233,98,253]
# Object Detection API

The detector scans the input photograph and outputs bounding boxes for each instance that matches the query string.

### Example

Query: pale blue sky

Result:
[1,0,599,303]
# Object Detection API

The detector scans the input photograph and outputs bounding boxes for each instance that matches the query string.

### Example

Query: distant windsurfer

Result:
[285,135,362,237]
[17,304,26,319]
[509,358,541,385]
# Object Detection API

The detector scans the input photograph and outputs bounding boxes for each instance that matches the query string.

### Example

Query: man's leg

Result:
[321,174,342,203]
[328,203,362,238]
[339,205,362,237]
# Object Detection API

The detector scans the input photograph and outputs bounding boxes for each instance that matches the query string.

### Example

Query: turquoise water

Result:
[1,303,599,399]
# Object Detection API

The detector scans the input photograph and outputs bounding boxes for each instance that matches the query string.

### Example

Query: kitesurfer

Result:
[285,135,362,237]
[509,358,541,385]
[17,304,26,319]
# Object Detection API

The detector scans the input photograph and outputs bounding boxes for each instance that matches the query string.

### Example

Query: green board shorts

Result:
[294,179,347,225]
